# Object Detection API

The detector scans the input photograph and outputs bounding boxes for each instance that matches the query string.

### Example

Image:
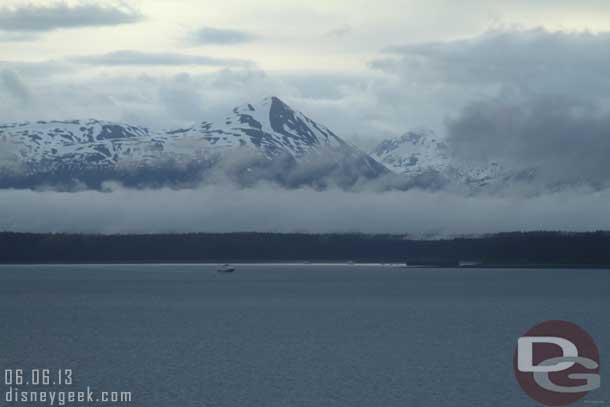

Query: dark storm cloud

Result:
[191,26,257,45]
[446,94,610,189]
[0,2,144,32]
[69,50,254,67]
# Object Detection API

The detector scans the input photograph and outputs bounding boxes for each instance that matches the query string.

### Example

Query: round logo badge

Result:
[514,320,601,406]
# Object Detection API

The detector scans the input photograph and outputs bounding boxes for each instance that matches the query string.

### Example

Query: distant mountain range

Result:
[370,130,535,191]
[0,97,386,189]
[0,96,539,191]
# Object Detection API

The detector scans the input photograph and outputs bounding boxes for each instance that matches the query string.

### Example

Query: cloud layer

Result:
[447,93,610,189]
[1,185,609,235]
[191,26,256,45]
[370,28,610,189]
[0,2,143,32]
[69,50,253,67]
[0,69,32,105]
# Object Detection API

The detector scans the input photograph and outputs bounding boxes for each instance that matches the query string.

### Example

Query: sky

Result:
[3,0,610,144]
[2,1,610,234]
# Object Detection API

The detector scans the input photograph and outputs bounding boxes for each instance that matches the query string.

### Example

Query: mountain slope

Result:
[372,130,451,176]
[0,97,387,189]
[371,130,522,190]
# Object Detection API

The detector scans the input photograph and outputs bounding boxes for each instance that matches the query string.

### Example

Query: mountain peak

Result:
[231,96,291,115]
[268,96,290,108]
[223,96,344,153]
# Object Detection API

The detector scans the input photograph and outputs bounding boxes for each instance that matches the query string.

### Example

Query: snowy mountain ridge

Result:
[0,97,387,188]
[370,129,523,190]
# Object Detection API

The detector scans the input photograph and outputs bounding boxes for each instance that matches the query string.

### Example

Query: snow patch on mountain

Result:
[371,130,519,190]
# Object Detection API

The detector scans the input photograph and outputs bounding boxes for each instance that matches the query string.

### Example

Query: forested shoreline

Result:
[1,231,610,267]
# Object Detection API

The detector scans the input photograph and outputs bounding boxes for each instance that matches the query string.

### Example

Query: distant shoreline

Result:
[2,230,610,268]
[1,261,609,269]
[1,262,610,271]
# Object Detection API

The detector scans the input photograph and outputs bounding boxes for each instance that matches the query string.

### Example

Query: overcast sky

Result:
[2,1,610,233]
[3,0,610,144]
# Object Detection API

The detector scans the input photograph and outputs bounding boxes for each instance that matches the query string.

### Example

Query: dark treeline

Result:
[1,231,610,266]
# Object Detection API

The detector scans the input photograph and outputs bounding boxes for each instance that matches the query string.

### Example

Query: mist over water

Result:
[1,184,609,235]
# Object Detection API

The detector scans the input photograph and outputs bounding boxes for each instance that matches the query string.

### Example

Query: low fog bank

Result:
[1,184,609,236]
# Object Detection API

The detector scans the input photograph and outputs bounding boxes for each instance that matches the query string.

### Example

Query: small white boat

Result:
[217,264,236,273]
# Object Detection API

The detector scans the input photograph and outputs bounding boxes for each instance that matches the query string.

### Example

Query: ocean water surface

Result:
[0,264,608,406]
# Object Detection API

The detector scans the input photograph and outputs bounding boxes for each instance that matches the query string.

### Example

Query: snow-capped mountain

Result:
[371,130,523,190]
[372,130,452,176]
[0,97,387,189]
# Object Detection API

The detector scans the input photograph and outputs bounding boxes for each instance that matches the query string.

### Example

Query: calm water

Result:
[0,264,608,406]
